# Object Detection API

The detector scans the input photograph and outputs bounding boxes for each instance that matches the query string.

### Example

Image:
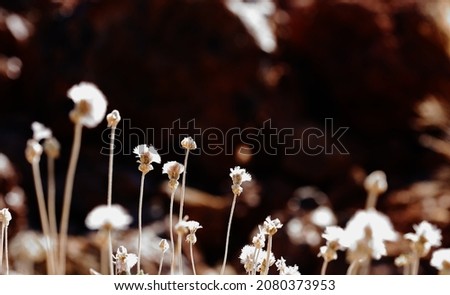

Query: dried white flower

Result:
[276,257,300,275]
[229,166,252,196]
[0,208,12,226]
[239,244,275,274]
[343,209,397,260]
[181,136,197,150]
[318,225,347,262]
[430,248,450,273]
[162,161,185,191]
[114,246,138,275]
[262,216,283,236]
[404,221,442,257]
[67,82,108,128]
[133,144,161,175]
[106,109,121,128]
[159,239,169,253]
[252,228,266,249]
[364,170,388,195]
[183,220,202,244]
[31,121,52,142]
[25,139,43,164]
[85,204,132,231]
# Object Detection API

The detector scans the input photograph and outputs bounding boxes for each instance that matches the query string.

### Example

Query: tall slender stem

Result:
[0,225,4,274]
[169,189,176,275]
[178,151,190,223]
[220,193,238,275]
[189,242,197,275]
[59,122,83,275]
[177,232,183,274]
[32,160,56,275]
[411,254,420,275]
[137,172,146,274]
[47,156,58,270]
[107,126,117,275]
[346,260,360,275]
[4,227,9,275]
[158,253,164,275]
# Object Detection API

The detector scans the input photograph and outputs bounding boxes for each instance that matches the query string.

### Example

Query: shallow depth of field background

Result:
[1,0,450,274]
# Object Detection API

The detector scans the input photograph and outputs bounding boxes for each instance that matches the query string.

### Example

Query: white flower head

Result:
[31,121,52,141]
[252,228,266,249]
[106,109,121,128]
[25,139,43,164]
[229,166,252,196]
[133,144,161,174]
[114,246,138,275]
[162,161,185,190]
[239,244,275,274]
[263,216,283,236]
[85,204,132,231]
[342,209,397,260]
[430,248,450,272]
[364,170,387,195]
[276,257,300,275]
[183,220,202,244]
[181,136,197,150]
[0,208,12,226]
[404,221,442,256]
[159,239,169,253]
[67,81,108,128]
[319,225,347,262]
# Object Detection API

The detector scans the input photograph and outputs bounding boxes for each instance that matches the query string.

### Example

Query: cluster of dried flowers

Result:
[1,82,449,275]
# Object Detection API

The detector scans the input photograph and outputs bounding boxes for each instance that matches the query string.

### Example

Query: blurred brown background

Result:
[1,0,450,274]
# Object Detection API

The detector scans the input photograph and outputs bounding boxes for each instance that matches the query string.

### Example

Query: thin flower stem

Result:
[32,160,56,275]
[4,225,8,275]
[0,225,4,274]
[221,193,238,275]
[137,172,146,274]
[365,191,378,210]
[320,260,329,275]
[252,248,261,275]
[178,150,190,225]
[47,156,58,269]
[263,235,273,275]
[169,189,176,275]
[107,126,117,275]
[158,253,164,275]
[59,122,83,275]
[189,242,197,275]
[101,237,108,275]
[177,232,183,275]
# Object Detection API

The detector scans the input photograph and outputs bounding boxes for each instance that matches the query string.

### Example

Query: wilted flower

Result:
[0,208,12,226]
[114,246,138,275]
[262,216,283,236]
[229,166,252,196]
[404,221,442,257]
[162,161,185,191]
[181,136,197,150]
[85,204,132,231]
[133,144,161,175]
[106,109,121,128]
[31,121,52,142]
[67,82,108,128]
[430,248,450,274]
